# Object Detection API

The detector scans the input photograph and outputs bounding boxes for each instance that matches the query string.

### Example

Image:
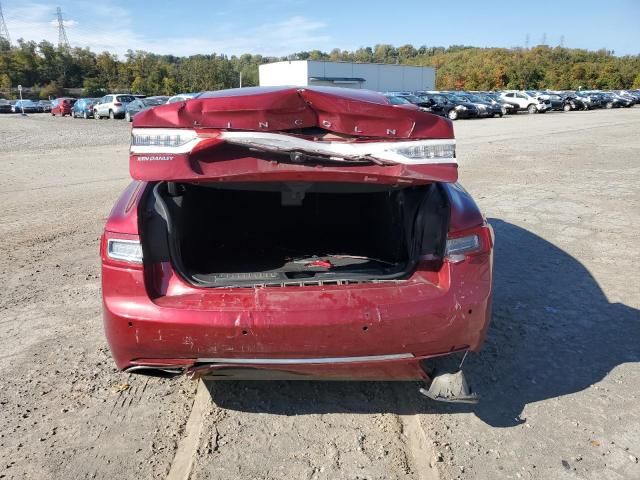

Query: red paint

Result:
[51,98,76,116]
[130,86,457,185]
[102,87,493,381]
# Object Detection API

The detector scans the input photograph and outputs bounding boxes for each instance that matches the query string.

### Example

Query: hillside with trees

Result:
[1,38,639,99]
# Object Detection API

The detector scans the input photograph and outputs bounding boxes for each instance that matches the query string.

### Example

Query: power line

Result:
[56,6,70,48]
[0,1,11,44]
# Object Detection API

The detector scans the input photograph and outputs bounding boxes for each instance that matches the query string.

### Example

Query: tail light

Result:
[130,128,456,165]
[101,231,143,268]
[445,224,493,264]
[114,102,122,106]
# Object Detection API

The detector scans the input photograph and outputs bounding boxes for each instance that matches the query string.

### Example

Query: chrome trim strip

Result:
[196,353,414,365]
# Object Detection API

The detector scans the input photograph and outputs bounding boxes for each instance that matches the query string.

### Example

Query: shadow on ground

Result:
[206,219,639,427]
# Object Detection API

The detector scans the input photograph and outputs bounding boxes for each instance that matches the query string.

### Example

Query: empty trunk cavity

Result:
[143,181,449,288]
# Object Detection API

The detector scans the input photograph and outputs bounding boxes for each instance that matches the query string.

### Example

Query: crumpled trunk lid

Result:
[130,86,457,185]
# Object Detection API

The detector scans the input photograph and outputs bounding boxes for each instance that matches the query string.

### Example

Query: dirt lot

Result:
[1,109,638,480]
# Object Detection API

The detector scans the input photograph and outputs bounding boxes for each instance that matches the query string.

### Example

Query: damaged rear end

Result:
[102,87,493,394]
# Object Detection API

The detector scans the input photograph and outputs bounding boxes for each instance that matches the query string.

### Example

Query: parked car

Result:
[616,90,640,103]
[414,92,457,118]
[94,94,136,119]
[440,93,480,120]
[561,94,586,111]
[612,90,638,105]
[51,97,77,116]
[124,96,169,121]
[478,93,518,115]
[453,93,503,117]
[0,98,12,113]
[574,91,602,109]
[102,86,493,402]
[384,92,432,111]
[607,92,634,108]
[537,92,565,111]
[37,100,52,112]
[500,91,551,113]
[72,98,100,119]
[166,93,199,104]
[12,99,40,113]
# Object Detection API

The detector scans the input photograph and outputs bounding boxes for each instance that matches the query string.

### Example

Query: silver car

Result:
[94,94,136,119]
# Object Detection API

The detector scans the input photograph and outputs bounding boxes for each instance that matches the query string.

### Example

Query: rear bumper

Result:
[103,255,492,381]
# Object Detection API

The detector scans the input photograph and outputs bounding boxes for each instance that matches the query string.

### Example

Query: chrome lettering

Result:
[386,129,397,135]
[322,120,332,128]
[294,119,304,126]
[227,121,232,128]
[136,155,174,162]
[259,121,269,129]
[354,126,363,133]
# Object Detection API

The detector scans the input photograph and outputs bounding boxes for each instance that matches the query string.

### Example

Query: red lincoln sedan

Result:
[101,86,493,403]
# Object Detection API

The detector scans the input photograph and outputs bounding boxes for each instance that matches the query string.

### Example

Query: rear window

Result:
[385,96,410,105]
[116,95,135,103]
[143,98,166,106]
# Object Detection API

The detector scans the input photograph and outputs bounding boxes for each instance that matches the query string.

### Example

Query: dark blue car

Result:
[72,98,100,119]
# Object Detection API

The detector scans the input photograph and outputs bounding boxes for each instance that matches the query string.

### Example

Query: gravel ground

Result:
[0,109,638,480]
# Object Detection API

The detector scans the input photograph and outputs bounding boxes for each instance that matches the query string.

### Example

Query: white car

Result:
[500,91,551,114]
[94,94,137,119]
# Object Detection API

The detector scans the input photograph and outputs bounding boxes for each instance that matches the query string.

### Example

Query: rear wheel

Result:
[447,109,458,120]
[109,110,115,119]
[125,111,131,122]
[527,104,537,114]
[83,111,88,119]
[94,111,100,119]
[563,103,571,112]
[606,102,613,109]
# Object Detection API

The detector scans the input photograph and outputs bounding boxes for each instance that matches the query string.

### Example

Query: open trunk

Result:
[142,181,449,288]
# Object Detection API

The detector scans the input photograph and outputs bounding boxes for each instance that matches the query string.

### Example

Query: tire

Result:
[109,110,115,119]
[606,102,613,109]
[563,104,571,112]
[125,111,131,122]
[527,104,537,114]
[447,109,459,120]
[83,111,88,119]
[94,111,100,119]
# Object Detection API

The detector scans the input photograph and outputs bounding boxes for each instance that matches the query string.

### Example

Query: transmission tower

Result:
[0,1,11,44]
[56,6,70,48]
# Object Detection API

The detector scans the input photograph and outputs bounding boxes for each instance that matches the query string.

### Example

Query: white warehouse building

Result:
[259,60,436,92]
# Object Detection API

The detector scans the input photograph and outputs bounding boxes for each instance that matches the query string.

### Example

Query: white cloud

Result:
[3,1,331,57]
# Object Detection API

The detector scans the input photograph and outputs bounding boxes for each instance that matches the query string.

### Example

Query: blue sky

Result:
[3,0,639,57]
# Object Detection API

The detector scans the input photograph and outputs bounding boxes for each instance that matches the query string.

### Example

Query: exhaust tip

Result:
[124,365,185,378]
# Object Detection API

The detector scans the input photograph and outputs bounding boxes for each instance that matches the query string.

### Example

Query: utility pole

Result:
[56,6,70,48]
[0,1,11,44]
[525,33,530,50]
[239,71,242,88]
[560,35,565,48]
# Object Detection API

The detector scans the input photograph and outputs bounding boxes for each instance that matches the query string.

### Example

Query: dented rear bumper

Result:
[103,253,492,381]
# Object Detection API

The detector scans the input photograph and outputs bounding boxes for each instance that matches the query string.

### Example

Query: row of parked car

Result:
[382,89,640,120]
[0,93,198,120]
[2,89,639,122]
